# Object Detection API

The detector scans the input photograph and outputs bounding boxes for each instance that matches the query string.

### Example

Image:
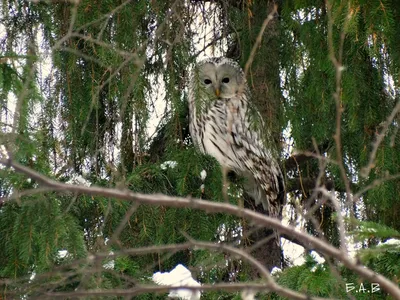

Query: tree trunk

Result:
[235,0,285,273]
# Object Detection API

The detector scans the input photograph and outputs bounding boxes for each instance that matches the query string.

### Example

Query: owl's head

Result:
[195,57,246,99]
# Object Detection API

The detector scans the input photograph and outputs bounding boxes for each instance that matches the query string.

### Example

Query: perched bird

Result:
[188,57,284,219]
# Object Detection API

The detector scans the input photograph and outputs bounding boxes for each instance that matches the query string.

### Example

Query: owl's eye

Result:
[204,79,212,84]
[222,77,230,83]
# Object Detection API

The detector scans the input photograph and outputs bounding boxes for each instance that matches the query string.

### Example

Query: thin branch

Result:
[109,202,140,245]
[52,0,133,51]
[240,4,277,93]
[326,0,352,254]
[354,173,400,202]
[286,178,335,193]
[52,0,79,50]
[360,100,400,178]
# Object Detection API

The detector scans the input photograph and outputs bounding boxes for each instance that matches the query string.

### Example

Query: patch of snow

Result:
[271,266,282,275]
[241,289,256,300]
[379,238,400,246]
[103,251,115,270]
[200,170,207,181]
[310,265,318,272]
[0,145,9,160]
[310,251,325,264]
[58,250,68,259]
[160,161,178,170]
[152,264,201,300]
[66,175,91,186]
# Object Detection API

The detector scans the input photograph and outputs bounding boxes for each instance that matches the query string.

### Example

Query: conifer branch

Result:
[34,241,329,300]
[1,157,400,299]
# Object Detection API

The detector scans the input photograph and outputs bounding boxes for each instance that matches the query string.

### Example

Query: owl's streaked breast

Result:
[198,97,246,170]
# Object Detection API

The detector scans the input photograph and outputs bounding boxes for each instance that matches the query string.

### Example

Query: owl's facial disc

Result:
[199,63,240,99]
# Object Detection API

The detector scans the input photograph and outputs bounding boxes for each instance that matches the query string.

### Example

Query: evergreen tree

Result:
[0,0,399,299]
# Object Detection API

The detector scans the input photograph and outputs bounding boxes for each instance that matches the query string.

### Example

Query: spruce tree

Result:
[0,0,399,299]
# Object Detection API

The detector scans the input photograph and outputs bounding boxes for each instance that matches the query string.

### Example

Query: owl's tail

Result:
[243,169,285,218]
[243,171,285,251]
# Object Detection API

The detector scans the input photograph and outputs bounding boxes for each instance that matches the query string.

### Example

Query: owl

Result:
[188,57,284,219]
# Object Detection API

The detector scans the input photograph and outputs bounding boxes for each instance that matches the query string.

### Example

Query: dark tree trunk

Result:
[243,195,284,274]
[232,0,285,273]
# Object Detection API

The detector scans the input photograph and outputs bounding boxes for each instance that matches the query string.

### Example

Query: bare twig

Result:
[354,172,400,202]
[52,0,133,51]
[326,0,352,253]
[109,202,140,245]
[240,4,277,93]
[52,1,80,50]
[360,100,400,178]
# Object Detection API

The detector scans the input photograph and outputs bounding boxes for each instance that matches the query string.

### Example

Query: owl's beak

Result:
[215,88,220,98]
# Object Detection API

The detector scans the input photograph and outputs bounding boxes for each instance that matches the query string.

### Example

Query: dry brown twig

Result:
[360,100,400,178]
[240,4,278,95]
[326,0,351,254]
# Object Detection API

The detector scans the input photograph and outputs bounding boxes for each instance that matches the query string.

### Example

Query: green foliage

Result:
[0,197,86,278]
[101,147,241,279]
[1,0,400,298]
[271,254,389,299]
[280,0,400,246]
[351,219,400,241]
[349,220,400,280]
[362,246,400,281]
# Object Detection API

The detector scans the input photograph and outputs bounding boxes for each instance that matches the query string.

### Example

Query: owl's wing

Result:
[230,107,284,218]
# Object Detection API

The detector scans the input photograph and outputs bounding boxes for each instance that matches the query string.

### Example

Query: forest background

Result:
[1,0,400,299]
